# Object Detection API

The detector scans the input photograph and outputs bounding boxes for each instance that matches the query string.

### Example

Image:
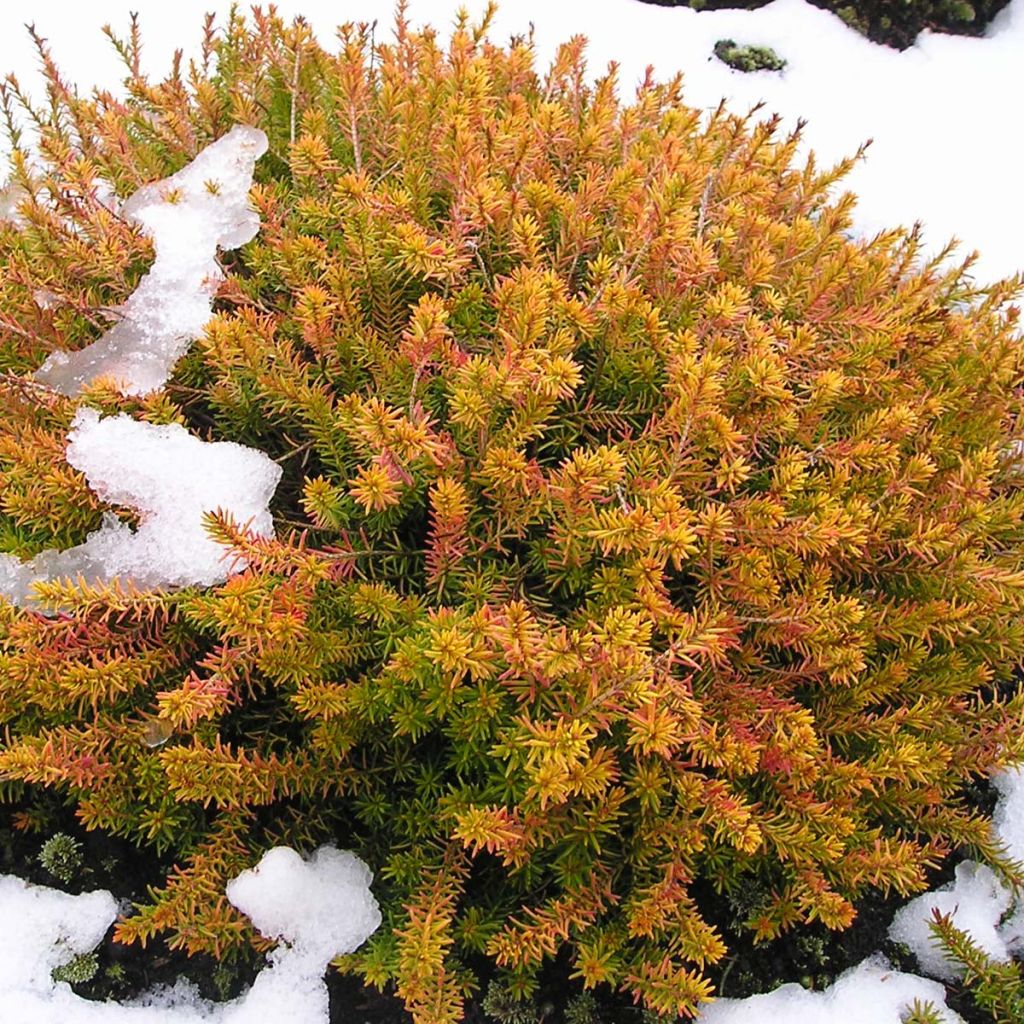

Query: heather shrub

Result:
[1,6,1024,1021]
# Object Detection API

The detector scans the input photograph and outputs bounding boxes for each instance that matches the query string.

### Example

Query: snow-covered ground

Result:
[1,1,1023,1021]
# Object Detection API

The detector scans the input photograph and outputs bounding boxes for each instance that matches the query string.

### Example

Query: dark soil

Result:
[635,0,1012,50]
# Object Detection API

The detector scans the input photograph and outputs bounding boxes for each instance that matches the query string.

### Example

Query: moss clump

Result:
[713,39,787,71]
[52,952,100,986]
[38,832,84,884]
[1,7,1024,1024]
[481,980,537,1024]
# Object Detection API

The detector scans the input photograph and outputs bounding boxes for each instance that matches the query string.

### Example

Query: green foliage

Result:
[928,910,1024,1023]
[713,40,786,72]
[38,831,84,884]
[564,991,601,1024]
[1,7,1024,1023]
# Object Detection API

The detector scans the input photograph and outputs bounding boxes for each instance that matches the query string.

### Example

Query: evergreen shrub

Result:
[1,6,1023,1020]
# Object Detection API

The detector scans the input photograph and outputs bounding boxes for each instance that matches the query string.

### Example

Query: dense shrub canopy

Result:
[1,7,1023,1020]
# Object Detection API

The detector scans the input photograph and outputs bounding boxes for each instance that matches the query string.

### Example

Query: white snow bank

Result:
[1,0,1021,284]
[697,956,961,1023]
[34,125,267,397]
[0,845,380,1023]
[0,409,281,606]
[889,765,1024,977]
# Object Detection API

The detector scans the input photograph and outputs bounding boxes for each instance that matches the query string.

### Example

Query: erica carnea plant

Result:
[1,5,1023,1021]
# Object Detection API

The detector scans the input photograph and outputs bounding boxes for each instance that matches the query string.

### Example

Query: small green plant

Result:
[104,962,129,990]
[37,832,83,884]
[211,961,247,1002]
[564,992,600,1024]
[902,1001,945,1024]
[928,910,1024,1023]
[482,980,536,1024]
[713,39,787,72]
[51,951,99,986]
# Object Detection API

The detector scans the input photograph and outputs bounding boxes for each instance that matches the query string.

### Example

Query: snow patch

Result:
[697,956,962,1023]
[34,125,267,397]
[0,179,27,225]
[225,846,381,963]
[0,846,380,1023]
[0,409,281,606]
[0,875,118,999]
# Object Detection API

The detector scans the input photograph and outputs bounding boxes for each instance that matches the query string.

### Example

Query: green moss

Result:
[52,952,99,986]
[482,980,537,1024]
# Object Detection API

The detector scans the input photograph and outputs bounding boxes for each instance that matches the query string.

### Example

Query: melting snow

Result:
[0,846,381,1023]
[0,409,281,606]
[33,125,267,397]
